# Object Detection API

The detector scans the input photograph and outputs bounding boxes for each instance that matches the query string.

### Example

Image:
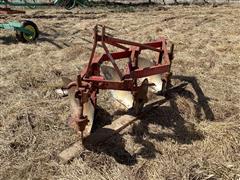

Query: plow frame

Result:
[71,25,173,92]
[66,25,174,136]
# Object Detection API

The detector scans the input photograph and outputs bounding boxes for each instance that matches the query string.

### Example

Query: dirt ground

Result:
[0,4,240,180]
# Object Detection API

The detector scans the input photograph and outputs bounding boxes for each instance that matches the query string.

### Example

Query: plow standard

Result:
[61,25,174,140]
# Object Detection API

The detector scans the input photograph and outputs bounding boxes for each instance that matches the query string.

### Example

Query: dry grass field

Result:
[0,4,240,180]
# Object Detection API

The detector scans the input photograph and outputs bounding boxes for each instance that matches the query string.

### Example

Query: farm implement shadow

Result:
[0,31,63,48]
[82,75,214,165]
[0,34,18,44]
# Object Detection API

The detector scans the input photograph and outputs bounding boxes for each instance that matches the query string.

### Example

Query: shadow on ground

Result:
[0,32,62,47]
[84,106,137,165]
[0,35,18,45]
[37,32,64,49]
[82,75,214,165]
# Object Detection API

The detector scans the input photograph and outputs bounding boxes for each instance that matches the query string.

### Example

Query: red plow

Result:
[61,25,174,139]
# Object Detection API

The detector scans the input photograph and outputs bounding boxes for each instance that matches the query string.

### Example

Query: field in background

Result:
[0,4,240,180]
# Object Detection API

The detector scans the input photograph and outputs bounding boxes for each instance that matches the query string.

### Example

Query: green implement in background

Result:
[0,0,89,43]
[0,0,89,10]
[0,20,39,42]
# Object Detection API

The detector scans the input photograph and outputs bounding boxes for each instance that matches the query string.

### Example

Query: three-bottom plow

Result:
[60,25,174,140]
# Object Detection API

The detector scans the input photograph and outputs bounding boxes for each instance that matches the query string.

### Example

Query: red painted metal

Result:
[68,25,173,134]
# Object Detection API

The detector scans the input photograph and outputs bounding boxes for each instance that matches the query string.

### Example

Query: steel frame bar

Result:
[79,25,170,91]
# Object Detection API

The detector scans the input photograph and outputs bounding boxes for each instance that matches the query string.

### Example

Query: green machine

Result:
[0,20,39,42]
[0,0,89,43]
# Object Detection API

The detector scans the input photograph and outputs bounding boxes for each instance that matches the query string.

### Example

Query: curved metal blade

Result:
[82,98,95,137]
[138,57,163,93]
[101,65,134,109]
[67,93,95,138]
[59,77,95,138]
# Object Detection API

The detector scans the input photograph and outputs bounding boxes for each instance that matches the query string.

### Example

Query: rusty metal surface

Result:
[66,25,173,137]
